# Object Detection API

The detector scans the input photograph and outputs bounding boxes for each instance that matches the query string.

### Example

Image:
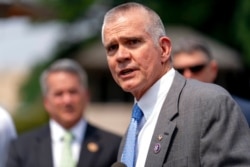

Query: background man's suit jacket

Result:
[118,72,250,167]
[7,123,121,167]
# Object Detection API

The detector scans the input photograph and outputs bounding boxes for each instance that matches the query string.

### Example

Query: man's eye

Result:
[54,92,62,97]
[128,39,140,46]
[69,89,78,95]
[107,45,118,53]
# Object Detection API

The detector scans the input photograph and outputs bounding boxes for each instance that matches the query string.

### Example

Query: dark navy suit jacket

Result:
[233,95,250,127]
[7,123,121,167]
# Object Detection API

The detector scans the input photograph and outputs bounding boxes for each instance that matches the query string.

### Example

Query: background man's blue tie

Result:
[121,103,143,167]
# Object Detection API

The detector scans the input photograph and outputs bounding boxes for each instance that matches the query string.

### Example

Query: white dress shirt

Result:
[0,107,17,167]
[50,119,87,167]
[135,68,175,167]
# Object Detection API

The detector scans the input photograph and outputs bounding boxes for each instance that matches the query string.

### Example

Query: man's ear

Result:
[210,60,219,81]
[159,36,172,63]
[43,97,51,114]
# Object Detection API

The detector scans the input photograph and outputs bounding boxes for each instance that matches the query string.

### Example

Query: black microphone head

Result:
[111,162,127,167]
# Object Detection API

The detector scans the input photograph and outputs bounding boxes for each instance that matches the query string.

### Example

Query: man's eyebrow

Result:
[105,41,117,48]
[104,36,143,47]
[120,36,142,40]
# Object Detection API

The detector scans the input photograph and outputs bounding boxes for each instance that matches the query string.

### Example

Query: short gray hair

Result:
[40,58,88,96]
[172,38,213,60]
[101,2,166,45]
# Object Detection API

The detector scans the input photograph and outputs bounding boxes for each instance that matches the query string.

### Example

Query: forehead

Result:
[46,71,80,82]
[103,10,149,44]
[173,51,209,66]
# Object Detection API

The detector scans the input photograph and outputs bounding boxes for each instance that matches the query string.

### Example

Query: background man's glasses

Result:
[175,63,208,74]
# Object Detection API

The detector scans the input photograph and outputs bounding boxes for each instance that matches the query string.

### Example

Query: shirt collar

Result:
[50,118,87,143]
[137,68,175,120]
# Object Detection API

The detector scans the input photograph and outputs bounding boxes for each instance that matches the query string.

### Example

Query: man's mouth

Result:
[120,69,134,75]
[64,105,74,112]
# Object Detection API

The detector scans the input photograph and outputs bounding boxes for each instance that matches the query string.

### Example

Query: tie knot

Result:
[63,131,73,142]
[132,103,143,121]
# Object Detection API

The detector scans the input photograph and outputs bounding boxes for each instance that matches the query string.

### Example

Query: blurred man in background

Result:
[7,58,121,167]
[0,106,17,167]
[172,37,250,126]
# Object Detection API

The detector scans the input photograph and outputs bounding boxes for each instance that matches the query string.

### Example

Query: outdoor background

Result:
[1,0,250,135]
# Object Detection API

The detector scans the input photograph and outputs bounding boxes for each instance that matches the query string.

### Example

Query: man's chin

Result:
[120,82,137,92]
[121,86,133,93]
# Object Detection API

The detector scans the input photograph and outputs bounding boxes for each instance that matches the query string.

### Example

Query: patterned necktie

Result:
[121,103,143,167]
[60,131,75,167]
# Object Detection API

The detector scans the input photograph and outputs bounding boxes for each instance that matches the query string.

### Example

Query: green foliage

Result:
[13,98,49,134]
[233,0,250,66]
[144,1,213,27]
[14,61,51,134]
[40,0,94,22]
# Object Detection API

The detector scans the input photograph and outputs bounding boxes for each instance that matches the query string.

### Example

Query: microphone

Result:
[111,162,127,167]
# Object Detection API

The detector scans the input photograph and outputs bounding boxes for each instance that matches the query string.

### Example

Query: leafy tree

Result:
[39,0,95,22]
[233,0,250,66]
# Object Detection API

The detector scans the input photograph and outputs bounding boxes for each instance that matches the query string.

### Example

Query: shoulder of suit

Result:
[15,123,50,142]
[87,123,122,140]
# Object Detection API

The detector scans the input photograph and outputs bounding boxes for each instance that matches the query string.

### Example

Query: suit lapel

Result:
[145,72,186,167]
[36,125,54,167]
[77,124,102,167]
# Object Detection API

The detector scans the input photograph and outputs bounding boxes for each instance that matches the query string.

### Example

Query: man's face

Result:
[102,10,171,100]
[43,71,89,129]
[172,50,218,83]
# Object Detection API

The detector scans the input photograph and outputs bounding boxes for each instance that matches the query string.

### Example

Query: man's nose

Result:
[116,46,130,62]
[183,69,193,78]
[62,93,72,103]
